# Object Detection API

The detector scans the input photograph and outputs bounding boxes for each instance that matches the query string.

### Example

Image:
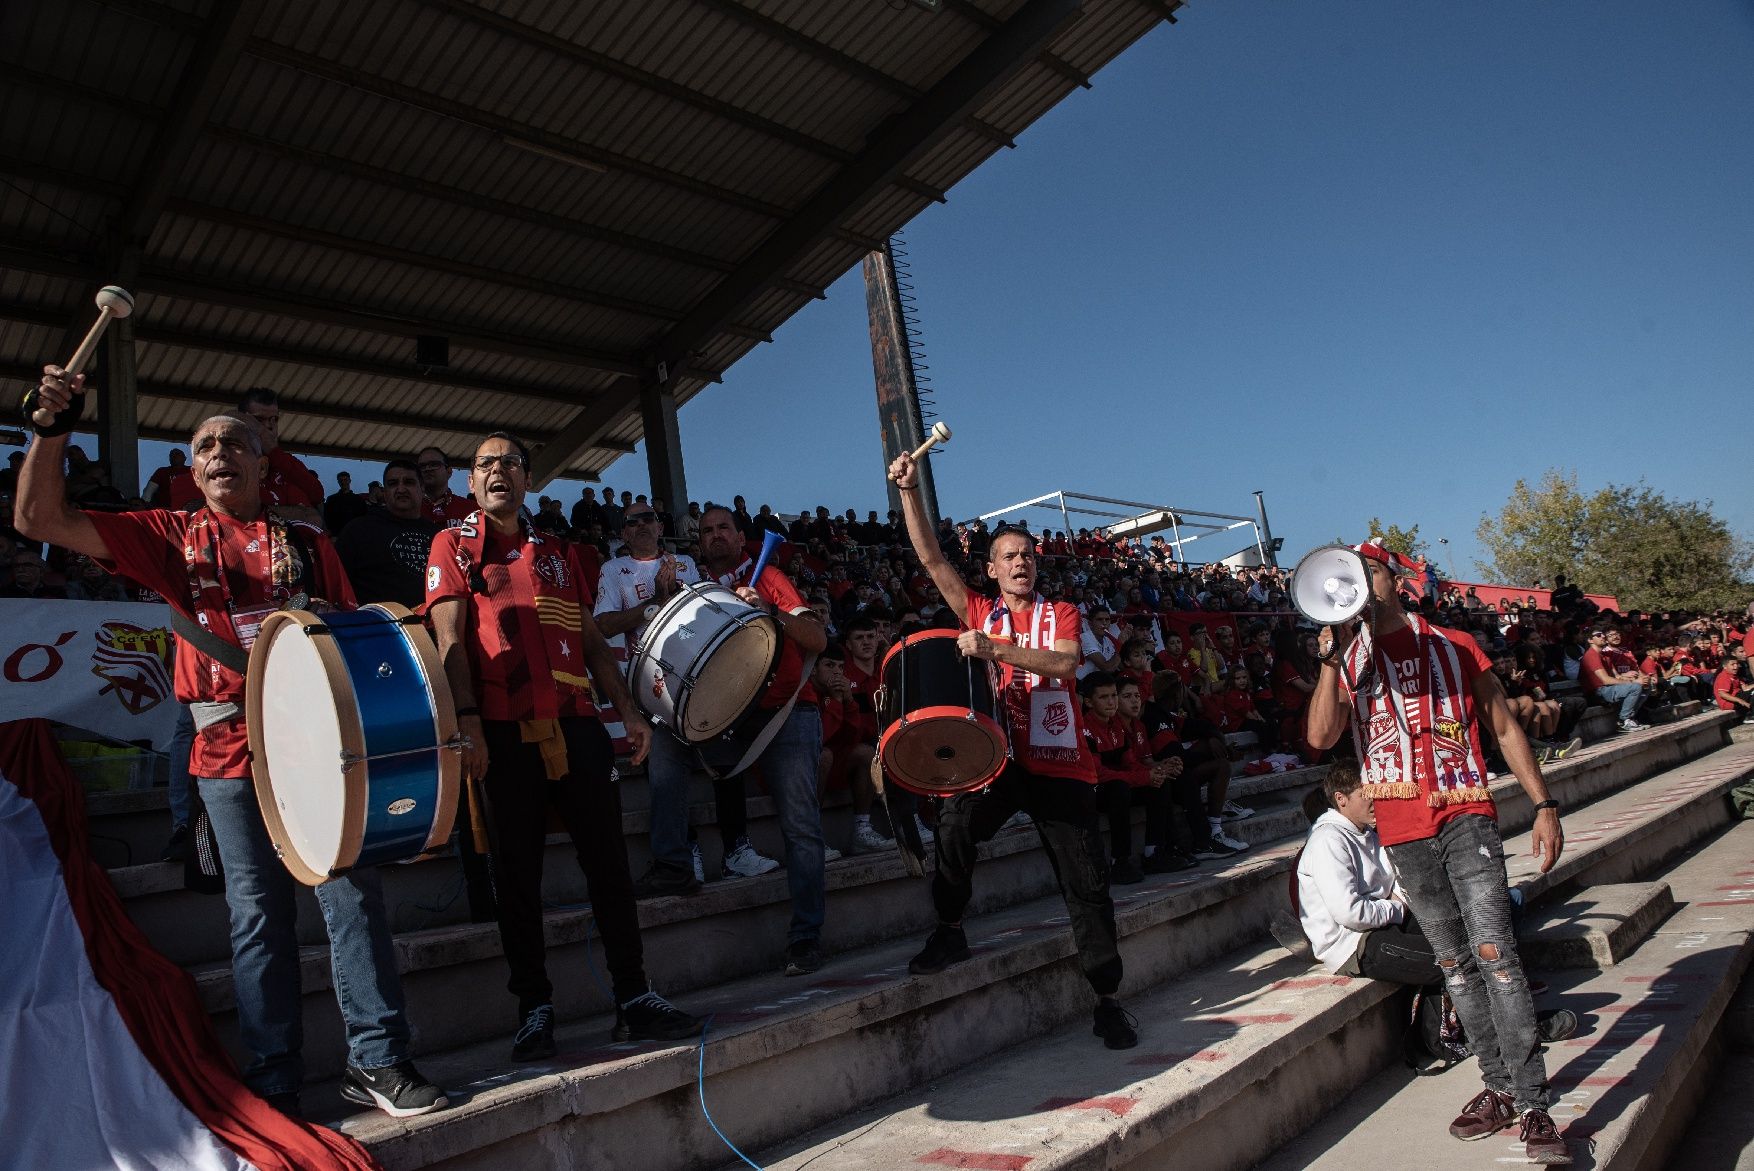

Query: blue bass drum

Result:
[246,603,462,886]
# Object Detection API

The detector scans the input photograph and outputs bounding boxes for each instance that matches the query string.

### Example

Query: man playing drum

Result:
[889,452,1138,1050]
[426,432,702,1060]
[18,367,448,1118]
[641,504,831,977]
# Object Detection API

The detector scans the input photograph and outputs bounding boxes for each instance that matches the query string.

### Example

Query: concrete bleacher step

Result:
[739,738,1754,1171]
[1256,817,1754,1171]
[286,718,1752,1169]
[1518,882,1675,969]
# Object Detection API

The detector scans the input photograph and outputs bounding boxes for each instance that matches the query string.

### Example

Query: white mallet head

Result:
[930,421,952,444]
[94,286,134,319]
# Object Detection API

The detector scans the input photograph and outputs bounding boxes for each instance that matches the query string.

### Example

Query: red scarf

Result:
[454,512,594,703]
[982,595,1083,769]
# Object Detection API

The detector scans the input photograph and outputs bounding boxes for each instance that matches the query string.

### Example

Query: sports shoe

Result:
[822,844,843,862]
[510,1003,556,1061]
[160,823,189,863]
[1110,855,1144,884]
[913,817,936,847]
[782,939,824,977]
[1092,999,1139,1050]
[1448,1087,1517,1140]
[1219,800,1254,822]
[613,990,703,1043]
[1192,837,1242,860]
[1536,1008,1579,1044]
[632,861,699,898]
[1532,740,1555,765]
[722,837,780,878]
[690,841,706,884]
[339,1061,448,1118]
[1619,718,1641,733]
[1142,846,1198,873]
[851,821,894,853]
[1551,736,1582,761]
[1519,1107,1572,1164]
[1208,828,1249,853]
[908,923,970,975]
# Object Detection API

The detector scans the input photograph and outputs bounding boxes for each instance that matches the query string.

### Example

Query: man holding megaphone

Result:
[1304,541,1571,1166]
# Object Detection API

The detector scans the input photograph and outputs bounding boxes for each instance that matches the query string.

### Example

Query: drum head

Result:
[247,611,359,884]
[682,617,780,740]
[880,710,1008,797]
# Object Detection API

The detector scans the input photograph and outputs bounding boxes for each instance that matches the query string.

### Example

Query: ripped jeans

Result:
[1388,814,1550,1111]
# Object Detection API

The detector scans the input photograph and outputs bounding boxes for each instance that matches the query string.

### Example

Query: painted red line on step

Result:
[1700,900,1754,907]
[1554,1035,1657,1049]
[1207,1013,1296,1025]
[918,1149,1032,1170]
[1556,1075,1629,1090]
[1129,1050,1227,1065]
[1037,1095,1138,1117]
[1271,976,1353,990]
[812,977,888,988]
[1596,1002,1687,1014]
[1714,886,1754,892]
[1622,974,1706,983]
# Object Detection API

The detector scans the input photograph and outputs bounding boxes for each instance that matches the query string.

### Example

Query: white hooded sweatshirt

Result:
[1296,808,1406,973]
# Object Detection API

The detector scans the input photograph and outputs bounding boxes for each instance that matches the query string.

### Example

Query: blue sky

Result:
[148,1,1754,584]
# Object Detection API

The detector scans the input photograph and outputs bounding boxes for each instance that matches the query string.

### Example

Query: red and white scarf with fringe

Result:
[1344,613,1492,808]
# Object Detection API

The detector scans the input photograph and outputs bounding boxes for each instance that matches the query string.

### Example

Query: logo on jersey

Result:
[427,565,442,593]
[1040,699,1070,737]
[534,553,569,588]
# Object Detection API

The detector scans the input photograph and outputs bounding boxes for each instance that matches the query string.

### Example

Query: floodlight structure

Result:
[971,489,1276,567]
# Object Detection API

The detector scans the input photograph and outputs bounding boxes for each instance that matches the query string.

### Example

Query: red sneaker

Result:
[1519,1108,1572,1164]
[1448,1087,1517,1140]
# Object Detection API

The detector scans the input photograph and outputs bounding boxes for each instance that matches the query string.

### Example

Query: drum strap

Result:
[696,651,817,781]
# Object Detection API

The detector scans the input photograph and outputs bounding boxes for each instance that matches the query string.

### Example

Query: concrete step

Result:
[1519,882,1676,969]
[1256,816,1754,1171]
[188,712,1734,1084]
[292,721,1751,1169]
[750,744,1754,1171]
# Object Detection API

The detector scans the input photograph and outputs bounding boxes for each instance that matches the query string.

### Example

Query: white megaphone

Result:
[1291,544,1372,627]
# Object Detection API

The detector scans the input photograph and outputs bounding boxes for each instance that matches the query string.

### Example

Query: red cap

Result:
[1353,540,1394,568]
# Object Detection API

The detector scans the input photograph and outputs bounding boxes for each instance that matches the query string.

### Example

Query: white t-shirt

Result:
[594,552,701,653]
[1077,627,1119,680]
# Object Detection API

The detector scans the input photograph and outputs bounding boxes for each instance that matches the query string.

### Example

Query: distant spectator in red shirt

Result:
[142,448,186,504]
[415,446,474,529]
[1155,630,1197,684]
[1715,652,1750,718]
[237,387,325,525]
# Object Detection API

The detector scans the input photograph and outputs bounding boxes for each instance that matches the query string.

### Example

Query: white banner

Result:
[0,599,181,752]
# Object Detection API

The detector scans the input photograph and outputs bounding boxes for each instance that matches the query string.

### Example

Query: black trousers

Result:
[1098,779,1173,859]
[932,762,1122,996]
[480,716,647,1013]
[1352,914,1442,985]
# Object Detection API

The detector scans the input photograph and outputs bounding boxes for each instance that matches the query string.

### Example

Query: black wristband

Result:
[455,706,480,718]
[21,387,86,438]
[1532,799,1560,813]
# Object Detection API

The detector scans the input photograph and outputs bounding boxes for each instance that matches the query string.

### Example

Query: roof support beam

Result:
[941,0,1092,89]
[531,0,1083,486]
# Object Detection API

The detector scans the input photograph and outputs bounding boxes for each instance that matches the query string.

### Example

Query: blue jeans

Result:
[166,705,194,828]
[647,706,826,943]
[197,778,412,1095]
[1388,814,1549,1110]
[1596,682,1646,723]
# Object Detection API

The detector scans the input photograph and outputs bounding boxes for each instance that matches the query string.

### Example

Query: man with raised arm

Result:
[889,450,1136,1050]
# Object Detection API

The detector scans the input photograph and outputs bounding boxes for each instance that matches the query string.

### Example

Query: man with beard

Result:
[336,459,440,609]
[889,450,1137,1050]
[640,504,830,976]
[415,446,474,529]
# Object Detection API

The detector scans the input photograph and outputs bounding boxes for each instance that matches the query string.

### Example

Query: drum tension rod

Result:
[302,622,331,635]
[339,742,458,769]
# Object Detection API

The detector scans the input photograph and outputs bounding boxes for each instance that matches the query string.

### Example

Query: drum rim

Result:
[876,705,1008,797]
[879,626,962,674]
[246,608,363,886]
[372,601,461,856]
[674,612,782,740]
[630,581,784,743]
[626,580,735,675]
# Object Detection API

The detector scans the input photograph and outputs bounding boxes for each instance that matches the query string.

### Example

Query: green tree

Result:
[1365,517,1428,560]
[1476,470,1752,611]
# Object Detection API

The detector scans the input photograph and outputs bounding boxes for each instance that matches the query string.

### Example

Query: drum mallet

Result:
[30,285,135,428]
[888,421,952,482]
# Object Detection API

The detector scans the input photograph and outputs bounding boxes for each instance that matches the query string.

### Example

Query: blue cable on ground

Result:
[698,1014,764,1170]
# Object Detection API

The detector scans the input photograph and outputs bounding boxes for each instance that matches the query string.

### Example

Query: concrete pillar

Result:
[1253,490,1278,569]
[99,318,140,498]
[640,380,688,520]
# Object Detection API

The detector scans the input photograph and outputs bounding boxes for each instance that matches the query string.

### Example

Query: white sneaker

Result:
[690,842,705,884]
[913,817,936,847]
[1619,719,1641,733]
[1208,828,1249,852]
[851,822,894,853]
[722,839,780,878]
[1219,800,1254,822]
[822,844,843,863]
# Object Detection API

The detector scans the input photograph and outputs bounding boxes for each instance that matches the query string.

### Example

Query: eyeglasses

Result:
[623,513,658,526]
[473,453,525,472]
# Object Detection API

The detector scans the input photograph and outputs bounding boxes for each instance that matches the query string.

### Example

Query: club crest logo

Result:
[1040,699,1070,736]
[534,554,569,588]
[427,565,442,593]
[90,622,174,716]
[652,670,665,698]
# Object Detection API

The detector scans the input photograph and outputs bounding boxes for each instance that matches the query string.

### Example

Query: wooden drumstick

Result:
[891,421,952,480]
[32,285,134,427]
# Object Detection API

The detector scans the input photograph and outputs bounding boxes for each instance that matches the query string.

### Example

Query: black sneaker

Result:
[631,862,700,899]
[511,1003,556,1061]
[338,1061,448,1118]
[160,823,189,863]
[1093,999,1139,1050]
[783,939,824,977]
[1536,1008,1579,1044]
[613,990,703,1042]
[1110,855,1145,884]
[1142,847,1199,874]
[264,1091,301,1119]
[1192,837,1242,860]
[908,923,971,975]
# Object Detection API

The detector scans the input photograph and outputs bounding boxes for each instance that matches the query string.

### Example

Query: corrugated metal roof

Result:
[1,0,1179,483]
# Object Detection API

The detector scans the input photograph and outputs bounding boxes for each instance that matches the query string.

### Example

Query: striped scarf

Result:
[454,512,594,706]
[1345,613,1492,809]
